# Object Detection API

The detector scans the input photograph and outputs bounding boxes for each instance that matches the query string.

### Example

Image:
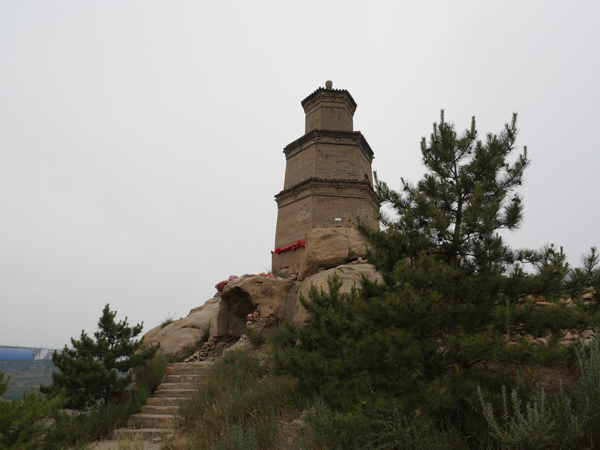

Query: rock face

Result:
[294,262,383,327]
[214,276,299,339]
[298,228,369,280]
[211,263,382,339]
[138,294,220,359]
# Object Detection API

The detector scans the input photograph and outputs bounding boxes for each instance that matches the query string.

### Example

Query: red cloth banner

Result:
[271,240,305,255]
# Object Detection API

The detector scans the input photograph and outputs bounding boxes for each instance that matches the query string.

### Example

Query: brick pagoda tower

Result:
[272,81,379,271]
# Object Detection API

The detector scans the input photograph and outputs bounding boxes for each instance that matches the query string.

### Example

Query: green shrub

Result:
[161,314,175,328]
[268,321,299,350]
[574,331,600,446]
[479,332,600,450]
[300,398,468,450]
[247,329,266,348]
[133,350,169,394]
[39,387,151,449]
[0,378,65,450]
[478,385,581,450]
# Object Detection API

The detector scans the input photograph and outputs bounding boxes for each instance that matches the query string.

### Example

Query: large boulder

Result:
[214,276,299,339]
[293,262,383,327]
[138,294,220,359]
[298,228,368,280]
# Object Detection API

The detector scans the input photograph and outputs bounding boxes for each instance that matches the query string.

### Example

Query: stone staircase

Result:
[114,361,212,440]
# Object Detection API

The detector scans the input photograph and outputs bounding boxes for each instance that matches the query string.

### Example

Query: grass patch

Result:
[161,313,176,328]
[247,329,266,348]
[177,350,307,449]
[39,388,151,449]
[115,431,147,450]
[133,350,170,393]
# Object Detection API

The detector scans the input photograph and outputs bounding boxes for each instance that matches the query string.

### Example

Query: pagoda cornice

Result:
[283,129,374,161]
[275,176,377,203]
[301,87,358,111]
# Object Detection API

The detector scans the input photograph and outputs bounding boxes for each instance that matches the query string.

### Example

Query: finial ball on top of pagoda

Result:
[325,80,333,89]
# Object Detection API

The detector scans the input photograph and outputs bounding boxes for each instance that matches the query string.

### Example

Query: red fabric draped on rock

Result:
[271,240,305,255]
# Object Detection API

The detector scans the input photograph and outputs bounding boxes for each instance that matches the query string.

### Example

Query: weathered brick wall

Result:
[359,151,373,185]
[305,102,353,133]
[302,88,356,133]
[283,145,316,189]
[274,194,313,250]
[315,144,359,179]
[311,189,378,229]
[283,132,374,188]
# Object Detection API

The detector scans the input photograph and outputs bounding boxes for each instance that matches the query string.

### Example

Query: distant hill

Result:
[0,347,59,400]
[0,360,57,400]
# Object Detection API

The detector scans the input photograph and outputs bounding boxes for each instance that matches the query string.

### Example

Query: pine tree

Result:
[0,371,8,399]
[274,112,600,422]
[41,304,157,410]
[0,370,65,449]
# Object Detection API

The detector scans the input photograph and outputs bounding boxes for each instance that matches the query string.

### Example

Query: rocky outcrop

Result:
[214,275,299,339]
[138,294,220,359]
[298,228,368,280]
[212,262,383,339]
[294,261,383,327]
[133,228,373,348]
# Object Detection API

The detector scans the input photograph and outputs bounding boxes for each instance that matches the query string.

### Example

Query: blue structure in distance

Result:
[0,348,34,361]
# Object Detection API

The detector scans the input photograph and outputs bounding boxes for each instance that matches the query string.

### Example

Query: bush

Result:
[39,387,151,449]
[300,398,468,450]
[133,350,170,394]
[213,423,260,450]
[479,332,600,450]
[267,320,299,350]
[0,378,65,450]
[247,329,266,348]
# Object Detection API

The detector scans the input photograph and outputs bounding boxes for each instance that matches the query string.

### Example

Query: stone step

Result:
[114,361,213,441]
[146,397,186,407]
[153,388,195,398]
[128,413,181,429]
[141,404,180,415]
[166,364,212,375]
[113,428,170,440]
[167,362,213,370]
[163,374,203,383]
[157,382,197,390]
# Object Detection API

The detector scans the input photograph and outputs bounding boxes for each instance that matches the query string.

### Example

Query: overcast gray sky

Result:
[1,1,599,349]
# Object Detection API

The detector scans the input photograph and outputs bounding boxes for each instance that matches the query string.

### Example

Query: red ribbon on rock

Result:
[271,240,305,255]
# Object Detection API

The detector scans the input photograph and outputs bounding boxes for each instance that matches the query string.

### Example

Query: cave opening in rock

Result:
[226,290,255,338]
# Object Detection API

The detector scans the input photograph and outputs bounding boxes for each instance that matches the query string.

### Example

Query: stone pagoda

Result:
[272,81,379,271]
